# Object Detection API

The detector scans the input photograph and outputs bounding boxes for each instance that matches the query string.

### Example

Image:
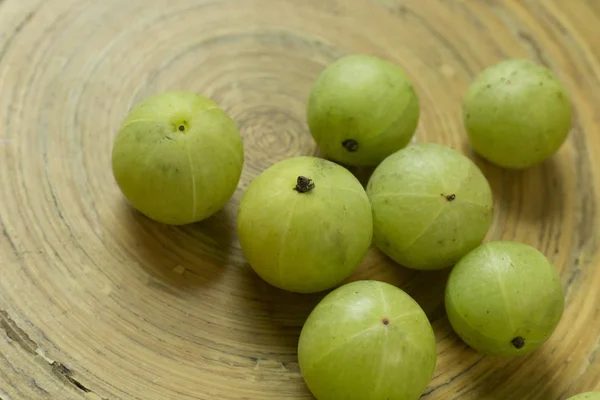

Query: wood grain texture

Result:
[0,0,598,399]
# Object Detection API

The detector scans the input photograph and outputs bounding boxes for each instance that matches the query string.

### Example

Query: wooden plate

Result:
[0,0,598,399]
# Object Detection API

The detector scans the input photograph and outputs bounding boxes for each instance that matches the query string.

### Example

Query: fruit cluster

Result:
[111,55,594,400]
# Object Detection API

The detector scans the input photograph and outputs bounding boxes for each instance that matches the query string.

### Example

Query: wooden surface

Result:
[0,0,599,399]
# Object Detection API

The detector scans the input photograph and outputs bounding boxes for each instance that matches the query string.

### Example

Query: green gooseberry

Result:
[237,156,372,293]
[307,54,420,166]
[366,143,493,270]
[463,59,572,169]
[566,393,600,400]
[445,241,565,356]
[112,91,244,225]
[298,280,437,400]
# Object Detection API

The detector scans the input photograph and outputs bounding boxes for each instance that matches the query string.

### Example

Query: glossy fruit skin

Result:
[298,280,436,400]
[463,59,572,169]
[307,54,420,166]
[366,143,493,270]
[445,241,565,356]
[566,393,600,400]
[237,156,372,293]
[112,91,244,225]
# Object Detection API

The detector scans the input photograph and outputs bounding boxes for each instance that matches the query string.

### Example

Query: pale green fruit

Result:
[566,393,600,400]
[298,280,436,400]
[307,54,420,166]
[464,59,572,169]
[366,143,493,270]
[112,91,244,225]
[445,241,565,356]
[237,156,372,293]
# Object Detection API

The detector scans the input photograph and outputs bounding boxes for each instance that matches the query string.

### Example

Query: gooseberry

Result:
[566,393,600,400]
[307,54,420,166]
[237,156,372,293]
[112,91,244,225]
[445,241,565,356]
[463,59,572,169]
[366,143,493,270]
[298,280,436,400]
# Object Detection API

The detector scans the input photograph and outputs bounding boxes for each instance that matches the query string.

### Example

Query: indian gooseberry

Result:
[237,156,372,293]
[112,91,244,225]
[566,393,600,400]
[307,54,420,166]
[298,280,436,400]
[445,241,565,356]
[366,143,493,270]
[463,58,572,169]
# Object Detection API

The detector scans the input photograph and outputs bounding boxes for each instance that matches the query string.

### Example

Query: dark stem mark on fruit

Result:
[342,139,359,152]
[165,136,174,141]
[178,125,186,132]
[293,176,315,193]
[382,318,390,326]
[511,336,526,349]
[441,193,456,201]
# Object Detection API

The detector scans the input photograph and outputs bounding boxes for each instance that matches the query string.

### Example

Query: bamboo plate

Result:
[0,0,598,399]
